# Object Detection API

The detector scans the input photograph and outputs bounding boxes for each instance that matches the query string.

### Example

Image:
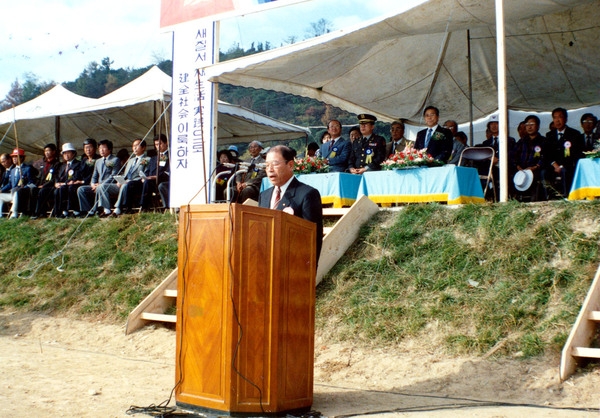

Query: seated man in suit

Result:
[53,142,84,218]
[319,119,351,172]
[109,138,148,216]
[0,153,14,217]
[29,143,62,219]
[77,139,122,217]
[414,106,453,162]
[6,148,38,219]
[258,145,323,262]
[543,107,584,198]
[386,119,413,157]
[235,140,266,203]
[140,134,170,211]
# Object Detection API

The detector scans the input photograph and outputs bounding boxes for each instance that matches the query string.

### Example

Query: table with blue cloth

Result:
[568,158,600,200]
[357,165,486,205]
[260,172,362,207]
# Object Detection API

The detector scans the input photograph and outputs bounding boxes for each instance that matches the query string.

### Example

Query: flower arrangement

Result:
[85,159,95,167]
[139,157,150,166]
[381,147,444,170]
[583,140,600,158]
[293,156,329,174]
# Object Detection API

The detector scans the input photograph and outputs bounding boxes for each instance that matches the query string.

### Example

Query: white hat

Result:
[61,142,77,154]
[489,114,499,122]
[514,169,534,191]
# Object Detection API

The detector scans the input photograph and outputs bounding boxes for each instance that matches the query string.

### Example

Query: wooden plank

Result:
[164,289,178,298]
[560,265,600,381]
[323,227,333,235]
[323,208,350,217]
[588,311,600,321]
[140,312,177,323]
[125,268,178,335]
[571,347,600,359]
[316,195,379,285]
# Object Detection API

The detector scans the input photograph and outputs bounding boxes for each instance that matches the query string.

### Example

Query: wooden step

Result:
[140,312,176,323]
[323,208,350,217]
[571,347,600,359]
[164,289,177,298]
[323,226,333,235]
[588,311,600,321]
[560,265,600,381]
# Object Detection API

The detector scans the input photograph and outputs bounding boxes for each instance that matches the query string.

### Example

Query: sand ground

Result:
[1,312,598,417]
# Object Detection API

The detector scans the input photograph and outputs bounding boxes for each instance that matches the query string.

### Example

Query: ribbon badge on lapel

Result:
[564,141,571,157]
[534,145,541,158]
[365,148,373,164]
[46,168,54,182]
[330,146,338,158]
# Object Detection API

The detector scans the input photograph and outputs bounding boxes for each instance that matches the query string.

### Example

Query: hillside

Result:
[1,201,599,360]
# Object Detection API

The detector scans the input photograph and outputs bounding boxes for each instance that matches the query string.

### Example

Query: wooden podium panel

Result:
[176,204,316,415]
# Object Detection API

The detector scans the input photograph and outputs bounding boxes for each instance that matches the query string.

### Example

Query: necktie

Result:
[587,135,592,148]
[329,140,334,150]
[127,157,138,179]
[425,128,433,148]
[272,186,281,209]
[492,137,497,147]
[558,132,564,141]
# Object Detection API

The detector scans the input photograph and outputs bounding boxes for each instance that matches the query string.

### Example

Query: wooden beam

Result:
[316,195,379,285]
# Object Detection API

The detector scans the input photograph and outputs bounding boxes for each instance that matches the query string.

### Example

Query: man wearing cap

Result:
[349,114,387,174]
[414,106,453,162]
[53,143,84,218]
[6,148,37,218]
[320,119,351,172]
[510,115,547,200]
[543,107,584,198]
[235,140,266,202]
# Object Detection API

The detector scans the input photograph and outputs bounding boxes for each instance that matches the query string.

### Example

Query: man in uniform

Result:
[348,114,387,174]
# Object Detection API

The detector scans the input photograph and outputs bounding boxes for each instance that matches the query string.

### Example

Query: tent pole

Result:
[467,30,474,146]
[55,116,61,150]
[496,0,509,203]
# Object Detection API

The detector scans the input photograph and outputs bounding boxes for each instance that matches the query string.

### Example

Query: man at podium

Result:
[258,145,323,261]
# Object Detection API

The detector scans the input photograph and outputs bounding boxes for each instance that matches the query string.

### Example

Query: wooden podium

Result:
[175,203,317,416]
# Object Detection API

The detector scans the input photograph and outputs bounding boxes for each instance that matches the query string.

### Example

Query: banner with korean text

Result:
[169,20,216,207]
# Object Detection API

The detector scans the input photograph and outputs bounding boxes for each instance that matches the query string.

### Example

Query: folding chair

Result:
[458,147,497,202]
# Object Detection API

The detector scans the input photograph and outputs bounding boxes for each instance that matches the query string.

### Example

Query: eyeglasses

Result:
[525,122,537,126]
[582,120,596,124]
[265,160,287,168]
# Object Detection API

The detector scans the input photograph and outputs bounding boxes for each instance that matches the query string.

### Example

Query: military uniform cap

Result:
[358,114,377,123]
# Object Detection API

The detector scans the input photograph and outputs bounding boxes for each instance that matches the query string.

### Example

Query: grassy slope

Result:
[1,201,599,358]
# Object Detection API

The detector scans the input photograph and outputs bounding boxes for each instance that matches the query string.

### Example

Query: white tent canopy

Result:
[205,0,600,124]
[0,66,308,157]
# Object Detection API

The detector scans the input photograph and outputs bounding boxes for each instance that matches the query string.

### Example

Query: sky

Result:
[1,0,171,97]
[1,0,424,98]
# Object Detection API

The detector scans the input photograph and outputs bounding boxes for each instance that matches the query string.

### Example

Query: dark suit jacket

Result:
[415,125,453,162]
[544,126,584,171]
[56,159,84,183]
[319,137,351,172]
[258,177,323,262]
